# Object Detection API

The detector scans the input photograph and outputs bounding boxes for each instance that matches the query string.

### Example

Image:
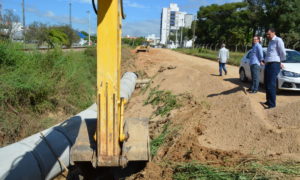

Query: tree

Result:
[245,0,300,49]
[195,2,251,48]
[25,22,48,46]
[122,37,146,47]
[56,25,80,48]
[281,31,300,49]
[192,1,300,51]
[47,28,68,48]
[90,35,97,43]
[0,9,20,40]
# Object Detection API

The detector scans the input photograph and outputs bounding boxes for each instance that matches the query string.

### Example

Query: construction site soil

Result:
[123,48,300,179]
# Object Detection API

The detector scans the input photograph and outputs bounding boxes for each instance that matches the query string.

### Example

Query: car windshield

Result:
[284,51,300,63]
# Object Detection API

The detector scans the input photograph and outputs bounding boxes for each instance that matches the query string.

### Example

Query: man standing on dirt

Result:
[248,36,264,94]
[263,28,286,109]
[218,44,229,76]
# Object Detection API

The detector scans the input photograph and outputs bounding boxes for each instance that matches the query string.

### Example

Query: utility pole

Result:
[180,18,183,48]
[69,1,73,48]
[22,0,26,45]
[87,10,91,46]
[0,4,2,22]
[175,30,178,47]
[192,15,196,49]
[69,2,72,28]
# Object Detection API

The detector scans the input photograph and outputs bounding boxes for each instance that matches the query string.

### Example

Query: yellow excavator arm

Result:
[70,0,150,168]
[96,0,124,166]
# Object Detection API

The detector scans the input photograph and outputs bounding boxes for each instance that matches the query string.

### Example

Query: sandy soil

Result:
[124,48,300,179]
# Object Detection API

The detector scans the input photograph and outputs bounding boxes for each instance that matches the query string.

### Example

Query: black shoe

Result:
[247,88,252,92]
[265,106,275,109]
[219,74,222,76]
[250,91,257,94]
[225,72,227,75]
[263,102,269,106]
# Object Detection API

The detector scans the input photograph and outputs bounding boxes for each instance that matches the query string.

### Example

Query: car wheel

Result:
[239,68,247,82]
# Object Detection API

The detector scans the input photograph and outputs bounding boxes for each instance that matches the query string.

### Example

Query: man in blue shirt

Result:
[263,28,286,109]
[249,36,264,93]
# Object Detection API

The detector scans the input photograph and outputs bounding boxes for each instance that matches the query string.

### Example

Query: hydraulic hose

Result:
[120,0,125,19]
[92,0,97,15]
[92,0,125,19]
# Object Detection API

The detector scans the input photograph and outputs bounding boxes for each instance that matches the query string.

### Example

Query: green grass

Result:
[144,86,181,117]
[173,162,300,180]
[175,48,244,66]
[0,41,96,146]
[150,122,170,157]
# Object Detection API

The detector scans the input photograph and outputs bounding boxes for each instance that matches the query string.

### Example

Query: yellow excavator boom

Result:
[70,0,149,168]
[96,0,123,167]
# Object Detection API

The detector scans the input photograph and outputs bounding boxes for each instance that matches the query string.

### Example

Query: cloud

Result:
[77,0,91,4]
[123,0,147,8]
[45,11,55,18]
[57,0,92,4]
[63,0,144,8]
[27,6,88,25]
[123,19,160,37]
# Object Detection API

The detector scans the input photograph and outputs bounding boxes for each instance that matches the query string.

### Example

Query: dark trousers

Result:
[250,64,260,91]
[264,62,280,107]
[219,63,227,75]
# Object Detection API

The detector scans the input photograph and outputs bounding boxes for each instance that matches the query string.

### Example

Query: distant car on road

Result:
[239,48,300,91]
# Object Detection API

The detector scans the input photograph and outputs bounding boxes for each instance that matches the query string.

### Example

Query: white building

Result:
[160,4,195,46]
[160,3,188,45]
[146,34,160,46]
[12,22,24,40]
[1,22,24,40]
[184,14,193,28]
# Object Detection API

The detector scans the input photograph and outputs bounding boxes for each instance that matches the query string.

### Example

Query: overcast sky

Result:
[1,0,242,37]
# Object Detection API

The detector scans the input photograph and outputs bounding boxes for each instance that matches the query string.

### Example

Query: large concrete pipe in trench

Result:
[0,72,138,180]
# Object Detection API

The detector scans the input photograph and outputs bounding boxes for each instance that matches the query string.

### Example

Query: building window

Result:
[170,11,176,26]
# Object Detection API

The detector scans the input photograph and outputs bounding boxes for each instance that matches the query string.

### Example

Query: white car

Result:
[239,48,300,91]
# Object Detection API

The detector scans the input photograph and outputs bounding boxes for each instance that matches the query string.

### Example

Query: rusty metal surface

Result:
[97,156,120,167]
[122,118,150,161]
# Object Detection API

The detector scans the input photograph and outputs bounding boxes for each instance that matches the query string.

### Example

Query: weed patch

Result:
[150,122,170,157]
[0,41,96,146]
[173,161,300,180]
[144,87,181,117]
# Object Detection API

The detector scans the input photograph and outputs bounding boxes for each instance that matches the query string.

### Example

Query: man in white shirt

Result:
[218,44,230,76]
[262,28,286,109]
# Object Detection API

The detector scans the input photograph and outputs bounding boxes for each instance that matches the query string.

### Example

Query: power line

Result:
[22,0,25,28]
[69,1,72,28]
[87,10,91,46]
[22,0,26,45]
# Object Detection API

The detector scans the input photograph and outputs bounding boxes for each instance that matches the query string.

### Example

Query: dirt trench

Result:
[123,48,300,179]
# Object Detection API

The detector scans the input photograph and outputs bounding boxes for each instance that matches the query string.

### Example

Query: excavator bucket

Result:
[70,105,97,165]
[122,118,150,162]
[70,117,150,166]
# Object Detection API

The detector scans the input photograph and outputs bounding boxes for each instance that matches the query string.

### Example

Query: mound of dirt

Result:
[124,48,300,179]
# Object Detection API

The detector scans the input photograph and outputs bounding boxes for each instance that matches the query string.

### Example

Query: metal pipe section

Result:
[0,72,137,180]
